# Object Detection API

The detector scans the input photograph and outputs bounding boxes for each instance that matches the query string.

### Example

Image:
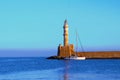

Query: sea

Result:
[0,57,120,80]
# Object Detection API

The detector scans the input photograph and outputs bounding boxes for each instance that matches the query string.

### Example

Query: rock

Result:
[46,56,65,60]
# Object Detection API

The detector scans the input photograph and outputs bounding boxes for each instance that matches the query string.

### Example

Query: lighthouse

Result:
[58,20,75,57]
[47,20,120,59]
[63,20,69,46]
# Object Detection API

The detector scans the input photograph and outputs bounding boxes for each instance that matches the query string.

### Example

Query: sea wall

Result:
[77,51,120,58]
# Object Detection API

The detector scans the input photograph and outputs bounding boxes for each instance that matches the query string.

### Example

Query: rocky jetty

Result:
[47,56,65,60]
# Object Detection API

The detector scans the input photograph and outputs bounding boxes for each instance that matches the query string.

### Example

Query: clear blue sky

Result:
[0,0,120,56]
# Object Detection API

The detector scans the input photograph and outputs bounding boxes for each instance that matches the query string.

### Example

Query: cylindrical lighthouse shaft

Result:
[63,20,69,46]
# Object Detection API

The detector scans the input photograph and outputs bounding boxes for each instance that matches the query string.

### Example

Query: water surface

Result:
[0,57,120,80]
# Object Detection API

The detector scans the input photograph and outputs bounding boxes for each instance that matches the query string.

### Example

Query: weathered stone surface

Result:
[77,51,120,58]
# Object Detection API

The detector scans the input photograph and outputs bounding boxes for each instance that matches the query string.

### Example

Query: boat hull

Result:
[65,57,86,60]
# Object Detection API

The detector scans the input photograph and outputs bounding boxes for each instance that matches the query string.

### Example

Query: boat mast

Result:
[76,31,78,56]
[76,30,85,56]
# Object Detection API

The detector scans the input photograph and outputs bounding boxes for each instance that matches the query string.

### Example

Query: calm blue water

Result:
[0,57,120,80]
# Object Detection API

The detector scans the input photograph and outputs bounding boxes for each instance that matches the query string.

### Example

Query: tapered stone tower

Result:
[58,20,75,57]
[64,20,69,46]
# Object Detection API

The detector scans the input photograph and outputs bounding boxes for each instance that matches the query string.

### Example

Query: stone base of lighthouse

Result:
[57,44,75,57]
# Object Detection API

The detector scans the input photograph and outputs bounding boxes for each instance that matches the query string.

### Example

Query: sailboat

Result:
[65,30,86,60]
[65,56,86,60]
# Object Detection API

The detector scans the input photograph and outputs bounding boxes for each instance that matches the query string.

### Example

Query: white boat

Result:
[65,30,86,60]
[65,56,86,60]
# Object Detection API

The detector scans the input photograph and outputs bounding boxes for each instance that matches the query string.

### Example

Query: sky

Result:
[0,0,120,57]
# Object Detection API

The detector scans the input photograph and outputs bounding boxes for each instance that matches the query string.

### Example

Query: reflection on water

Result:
[63,60,69,80]
[61,59,120,80]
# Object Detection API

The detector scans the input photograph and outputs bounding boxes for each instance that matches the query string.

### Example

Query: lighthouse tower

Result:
[64,20,69,46]
[58,20,75,57]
